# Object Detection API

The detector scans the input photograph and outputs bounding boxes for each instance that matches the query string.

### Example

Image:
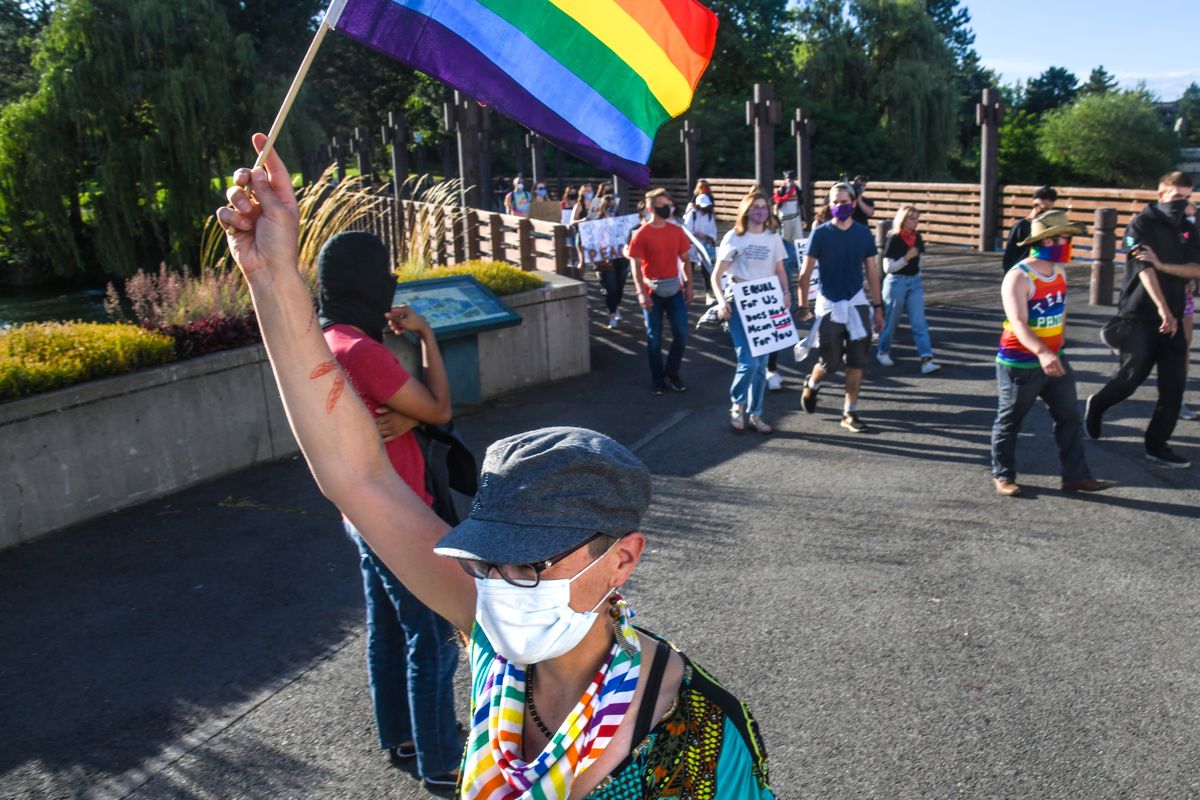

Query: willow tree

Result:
[854,0,957,178]
[0,0,252,278]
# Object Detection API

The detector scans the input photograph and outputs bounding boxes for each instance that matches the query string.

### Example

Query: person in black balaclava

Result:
[318,231,396,341]
[317,232,463,790]
[1086,172,1200,469]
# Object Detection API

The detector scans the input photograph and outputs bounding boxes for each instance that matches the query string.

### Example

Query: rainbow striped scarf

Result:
[462,603,641,800]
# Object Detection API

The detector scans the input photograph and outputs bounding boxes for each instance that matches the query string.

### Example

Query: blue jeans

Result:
[642,291,689,385]
[346,523,460,778]
[598,258,630,314]
[990,360,1089,482]
[728,305,771,415]
[877,273,934,358]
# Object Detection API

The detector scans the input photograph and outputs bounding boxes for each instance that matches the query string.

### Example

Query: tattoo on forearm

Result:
[310,361,336,379]
[327,375,344,414]
[310,360,345,414]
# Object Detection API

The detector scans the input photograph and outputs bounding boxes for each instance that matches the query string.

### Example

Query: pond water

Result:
[0,288,110,328]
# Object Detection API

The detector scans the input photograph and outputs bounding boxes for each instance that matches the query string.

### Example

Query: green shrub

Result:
[394,260,545,296]
[0,322,176,401]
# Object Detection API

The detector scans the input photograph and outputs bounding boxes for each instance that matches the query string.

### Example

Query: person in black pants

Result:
[1086,171,1200,468]
[1003,186,1058,270]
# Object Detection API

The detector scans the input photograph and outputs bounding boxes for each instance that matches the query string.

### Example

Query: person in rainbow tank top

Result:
[215,138,774,800]
[991,210,1116,497]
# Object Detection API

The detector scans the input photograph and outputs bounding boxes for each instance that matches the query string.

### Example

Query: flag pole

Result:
[252,0,347,169]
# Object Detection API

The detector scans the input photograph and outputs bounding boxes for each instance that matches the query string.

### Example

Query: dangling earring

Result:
[609,592,638,658]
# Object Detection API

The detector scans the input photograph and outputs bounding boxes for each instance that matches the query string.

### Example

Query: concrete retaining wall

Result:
[0,271,589,548]
[0,344,298,550]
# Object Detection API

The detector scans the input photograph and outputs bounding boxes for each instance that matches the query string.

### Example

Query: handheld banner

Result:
[576,214,641,264]
[732,275,798,357]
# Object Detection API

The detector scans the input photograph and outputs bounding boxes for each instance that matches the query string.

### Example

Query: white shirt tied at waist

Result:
[794,289,870,362]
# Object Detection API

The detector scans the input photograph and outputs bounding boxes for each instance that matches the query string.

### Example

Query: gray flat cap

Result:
[433,427,651,564]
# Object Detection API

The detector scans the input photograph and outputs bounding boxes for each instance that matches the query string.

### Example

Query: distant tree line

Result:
[0,0,1191,283]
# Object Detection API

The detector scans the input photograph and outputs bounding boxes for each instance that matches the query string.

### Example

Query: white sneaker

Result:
[614,309,622,322]
[1182,403,1198,421]
[607,314,619,329]
[766,371,783,391]
[920,358,942,375]
[876,352,894,367]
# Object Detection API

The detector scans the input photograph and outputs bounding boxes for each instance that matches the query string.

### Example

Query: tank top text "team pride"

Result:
[996,262,1067,368]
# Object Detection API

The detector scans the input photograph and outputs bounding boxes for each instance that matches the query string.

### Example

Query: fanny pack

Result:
[648,277,680,298]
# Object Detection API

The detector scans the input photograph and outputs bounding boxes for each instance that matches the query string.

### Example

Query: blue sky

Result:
[968,0,1199,100]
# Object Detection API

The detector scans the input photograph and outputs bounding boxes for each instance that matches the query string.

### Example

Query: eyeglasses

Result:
[458,532,604,588]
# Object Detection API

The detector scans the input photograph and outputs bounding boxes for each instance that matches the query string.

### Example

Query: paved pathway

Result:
[3,250,1198,799]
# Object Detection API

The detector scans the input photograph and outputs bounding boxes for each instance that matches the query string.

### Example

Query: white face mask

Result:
[1188,215,1197,226]
[474,543,616,665]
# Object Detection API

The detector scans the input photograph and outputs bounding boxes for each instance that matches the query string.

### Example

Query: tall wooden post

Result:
[875,219,892,255]
[554,146,565,197]
[745,83,782,193]
[612,174,629,216]
[792,107,816,228]
[680,119,699,196]
[352,126,373,181]
[330,136,347,183]
[526,132,545,186]
[444,91,482,208]
[976,88,1005,252]
[1090,208,1118,306]
[382,111,409,198]
[413,131,427,176]
[477,108,493,211]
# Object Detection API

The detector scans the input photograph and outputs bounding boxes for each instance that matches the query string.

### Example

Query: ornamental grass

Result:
[0,322,175,402]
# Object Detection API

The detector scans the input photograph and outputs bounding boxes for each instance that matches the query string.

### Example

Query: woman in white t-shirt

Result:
[713,190,791,433]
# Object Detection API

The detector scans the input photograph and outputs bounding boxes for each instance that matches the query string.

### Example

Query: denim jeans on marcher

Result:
[877,273,933,358]
[598,258,630,314]
[346,523,460,778]
[1089,317,1188,453]
[728,304,771,416]
[990,359,1090,482]
[642,290,689,385]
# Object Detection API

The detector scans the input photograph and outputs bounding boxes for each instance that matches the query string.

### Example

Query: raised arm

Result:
[216,135,475,631]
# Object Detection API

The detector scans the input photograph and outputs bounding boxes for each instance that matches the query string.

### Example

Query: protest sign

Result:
[732,275,798,357]
[529,199,561,223]
[796,237,820,295]
[576,214,641,264]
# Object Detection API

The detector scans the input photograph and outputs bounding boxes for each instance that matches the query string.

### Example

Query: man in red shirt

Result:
[628,188,693,394]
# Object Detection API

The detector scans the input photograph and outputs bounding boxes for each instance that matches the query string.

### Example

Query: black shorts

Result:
[818,307,871,372]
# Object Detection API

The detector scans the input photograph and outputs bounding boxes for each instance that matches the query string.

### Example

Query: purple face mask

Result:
[831,202,854,222]
[748,207,770,225]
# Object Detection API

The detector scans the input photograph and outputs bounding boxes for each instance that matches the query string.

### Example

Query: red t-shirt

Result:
[323,324,432,506]
[628,222,692,281]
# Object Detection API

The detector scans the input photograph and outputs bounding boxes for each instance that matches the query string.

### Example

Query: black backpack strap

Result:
[630,640,670,745]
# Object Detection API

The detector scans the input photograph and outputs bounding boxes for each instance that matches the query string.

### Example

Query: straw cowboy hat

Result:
[1018,209,1088,246]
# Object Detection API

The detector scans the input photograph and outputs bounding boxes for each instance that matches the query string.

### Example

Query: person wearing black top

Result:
[1085,172,1200,468]
[850,175,875,226]
[876,205,941,373]
[1003,186,1058,270]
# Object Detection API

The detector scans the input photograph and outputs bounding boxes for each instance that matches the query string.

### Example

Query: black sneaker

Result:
[800,383,820,414]
[840,412,868,433]
[388,742,416,766]
[422,770,460,796]
[1145,449,1190,468]
[1084,395,1102,440]
[651,382,667,396]
[665,375,687,392]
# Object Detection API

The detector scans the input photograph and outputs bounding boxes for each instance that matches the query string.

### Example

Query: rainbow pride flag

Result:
[326,0,719,186]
